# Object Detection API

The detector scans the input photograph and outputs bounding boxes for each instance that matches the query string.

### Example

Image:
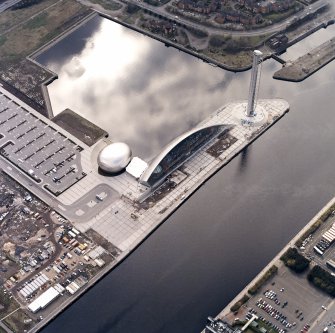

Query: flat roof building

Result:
[28,287,60,313]
[205,317,243,333]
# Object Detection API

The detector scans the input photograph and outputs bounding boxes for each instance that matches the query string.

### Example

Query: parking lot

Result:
[0,91,86,196]
[247,266,331,333]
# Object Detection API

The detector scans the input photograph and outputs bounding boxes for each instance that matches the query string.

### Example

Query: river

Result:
[37,15,335,333]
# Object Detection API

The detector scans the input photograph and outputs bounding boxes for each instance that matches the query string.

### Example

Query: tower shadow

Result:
[239,146,251,173]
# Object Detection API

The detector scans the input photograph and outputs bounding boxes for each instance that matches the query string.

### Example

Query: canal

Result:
[38,15,335,333]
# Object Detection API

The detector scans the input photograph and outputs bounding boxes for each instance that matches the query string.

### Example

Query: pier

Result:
[274,37,335,82]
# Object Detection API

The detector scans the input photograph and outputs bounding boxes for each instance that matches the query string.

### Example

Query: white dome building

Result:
[97,142,132,174]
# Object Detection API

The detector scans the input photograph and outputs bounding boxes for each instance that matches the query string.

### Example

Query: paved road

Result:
[123,0,329,37]
[0,321,13,333]
[0,0,21,13]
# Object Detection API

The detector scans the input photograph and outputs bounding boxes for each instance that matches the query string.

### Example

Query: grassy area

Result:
[0,289,20,321]
[230,294,250,313]
[0,0,57,33]
[319,202,335,222]
[23,11,47,30]
[0,0,91,64]
[123,6,144,24]
[280,247,310,273]
[89,0,122,11]
[307,265,335,297]
[248,265,278,295]
[4,308,35,333]
[242,34,270,47]
[187,26,208,38]
[203,48,253,69]
[209,34,230,48]
[0,36,6,47]
[209,33,269,51]
[204,33,270,68]
[52,108,108,147]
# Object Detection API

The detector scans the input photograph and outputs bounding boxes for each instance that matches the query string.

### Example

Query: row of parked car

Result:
[246,310,288,333]
[256,298,296,329]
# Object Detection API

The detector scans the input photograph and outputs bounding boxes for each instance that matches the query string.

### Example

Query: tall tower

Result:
[246,50,263,117]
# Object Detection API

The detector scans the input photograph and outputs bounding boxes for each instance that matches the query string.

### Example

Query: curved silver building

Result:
[97,142,132,173]
[140,124,230,187]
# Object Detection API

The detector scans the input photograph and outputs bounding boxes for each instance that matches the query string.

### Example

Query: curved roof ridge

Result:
[140,123,230,186]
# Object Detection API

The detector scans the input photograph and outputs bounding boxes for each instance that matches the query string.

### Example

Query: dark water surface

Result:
[38,15,335,333]
[37,15,239,159]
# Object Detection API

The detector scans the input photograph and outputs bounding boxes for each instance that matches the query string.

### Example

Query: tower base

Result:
[234,102,268,127]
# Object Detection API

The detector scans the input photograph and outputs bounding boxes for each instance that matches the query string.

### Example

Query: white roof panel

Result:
[41,274,49,281]
[28,302,41,313]
[71,282,80,290]
[54,283,65,293]
[323,235,333,242]
[34,278,42,287]
[26,286,34,294]
[66,285,76,295]
[20,289,28,297]
[324,232,335,240]
[126,157,148,179]
[38,276,45,284]
[30,282,38,290]
[28,287,59,312]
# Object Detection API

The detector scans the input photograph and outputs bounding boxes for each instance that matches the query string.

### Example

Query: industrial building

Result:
[322,222,335,244]
[28,284,65,313]
[205,317,243,333]
[19,274,50,299]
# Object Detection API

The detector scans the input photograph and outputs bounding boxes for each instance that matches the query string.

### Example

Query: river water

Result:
[38,15,335,333]
[281,24,335,60]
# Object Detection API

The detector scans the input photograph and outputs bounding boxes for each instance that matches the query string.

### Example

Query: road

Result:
[0,321,13,333]
[122,0,329,37]
[0,0,21,13]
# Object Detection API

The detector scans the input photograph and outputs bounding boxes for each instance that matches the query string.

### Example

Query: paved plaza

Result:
[65,99,289,252]
[0,84,288,262]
